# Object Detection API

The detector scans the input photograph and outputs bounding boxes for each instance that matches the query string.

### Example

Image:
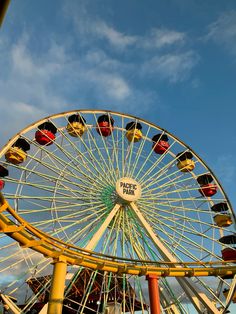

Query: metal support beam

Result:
[0,294,21,314]
[130,202,220,314]
[47,258,67,314]
[85,203,121,250]
[146,274,161,314]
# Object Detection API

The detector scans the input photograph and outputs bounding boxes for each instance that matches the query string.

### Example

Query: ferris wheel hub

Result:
[116,177,141,202]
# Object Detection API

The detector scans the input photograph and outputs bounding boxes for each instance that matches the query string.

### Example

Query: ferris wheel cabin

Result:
[96,114,114,137]
[35,122,57,146]
[66,114,86,137]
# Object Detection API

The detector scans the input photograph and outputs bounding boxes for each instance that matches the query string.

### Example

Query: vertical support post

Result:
[146,274,161,314]
[47,257,67,314]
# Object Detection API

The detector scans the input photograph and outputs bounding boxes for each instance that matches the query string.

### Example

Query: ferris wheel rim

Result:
[0,108,233,221]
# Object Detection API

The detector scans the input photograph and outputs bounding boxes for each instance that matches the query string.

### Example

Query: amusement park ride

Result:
[1,3,236,314]
[0,110,235,314]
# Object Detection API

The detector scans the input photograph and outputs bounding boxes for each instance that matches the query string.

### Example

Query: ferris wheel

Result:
[0,109,235,314]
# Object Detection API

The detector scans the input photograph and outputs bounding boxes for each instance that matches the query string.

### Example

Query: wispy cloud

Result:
[140,28,186,49]
[141,51,199,83]
[64,1,197,85]
[0,1,199,148]
[206,10,236,57]
[94,21,138,49]
[0,32,158,141]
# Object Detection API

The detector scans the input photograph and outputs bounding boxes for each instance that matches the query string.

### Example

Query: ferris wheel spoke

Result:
[24,132,111,190]
[142,169,200,196]
[25,149,106,191]
[139,149,196,191]
[144,184,200,200]
[133,206,197,262]
[139,198,214,215]
[91,112,119,182]
[134,133,175,182]
[131,126,160,179]
[10,198,93,215]
[136,140,178,185]
[33,204,108,246]
[31,205,105,229]
[124,119,143,178]
[121,116,126,177]
[105,208,122,257]
[122,209,145,260]
[145,209,210,241]
[58,118,115,186]
[38,202,106,226]
[141,195,225,204]
[125,208,162,261]
[144,212,220,261]
[138,199,216,229]
[129,201,180,262]
[79,134,116,186]
[4,177,85,199]
[100,214,122,257]
[4,159,103,198]
[128,127,152,179]
[143,172,190,195]
[85,203,121,251]
[81,125,115,184]
[144,215,222,259]
[143,178,208,199]
[139,159,180,190]
[0,248,22,269]
[109,124,122,179]
[56,213,106,247]
[4,194,103,203]
[1,252,48,297]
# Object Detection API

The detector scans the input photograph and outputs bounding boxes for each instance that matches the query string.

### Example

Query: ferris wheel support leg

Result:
[47,257,67,314]
[130,202,221,314]
[146,274,161,314]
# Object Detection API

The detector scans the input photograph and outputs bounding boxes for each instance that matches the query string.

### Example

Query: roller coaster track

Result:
[1,193,236,278]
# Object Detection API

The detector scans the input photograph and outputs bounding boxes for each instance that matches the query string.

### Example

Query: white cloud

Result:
[141,51,199,83]
[11,37,66,81]
[206,10,236,56]
[0,101,47,146]
[94,21,138,49]
[0,35,71,146]
[65,1,186,52]
[0,35,70,107]
[101,74,131,100]
[63,1,137,50]
[63,2,197,85]
[141,28,185,49]
[0,3,198,150]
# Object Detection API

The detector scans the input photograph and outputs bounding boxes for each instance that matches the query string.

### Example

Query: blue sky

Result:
[2,0,236,201]
[1,0,236,312]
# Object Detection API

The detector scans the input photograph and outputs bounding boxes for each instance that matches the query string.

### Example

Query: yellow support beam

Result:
[47,257,67,314]
[0,0,11,27]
